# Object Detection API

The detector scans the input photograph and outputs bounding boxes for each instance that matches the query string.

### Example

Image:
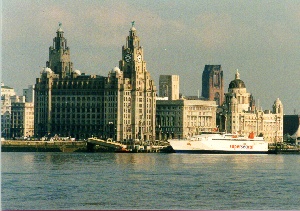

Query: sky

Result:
[1,0,300,114]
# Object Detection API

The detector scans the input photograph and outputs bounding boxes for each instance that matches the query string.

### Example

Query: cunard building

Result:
[34,23,157,141]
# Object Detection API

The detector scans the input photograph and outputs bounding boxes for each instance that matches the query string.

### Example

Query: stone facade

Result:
[10,96,34,138]
[220,70,283,143]
[35,69,107,139]
[116,25,157,142]
[1,83,16,138]
[156,99,217,140]
[34,23,156,141]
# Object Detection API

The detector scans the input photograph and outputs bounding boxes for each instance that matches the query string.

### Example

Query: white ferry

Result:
[168,132,269,154]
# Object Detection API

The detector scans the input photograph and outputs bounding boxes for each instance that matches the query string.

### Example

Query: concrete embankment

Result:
[268,145,300,154]
[1,140,87,152]
[1,139,173,153]
[268,149,300,154]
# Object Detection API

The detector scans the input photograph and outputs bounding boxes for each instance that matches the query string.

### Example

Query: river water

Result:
[1,152,299,210]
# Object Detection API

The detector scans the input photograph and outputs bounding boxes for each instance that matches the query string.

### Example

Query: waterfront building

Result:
[115,23,157,142]
[201,65,224,106]
[10,96,34,138]
[1,83,16,114]
[35,67,106,139]
[1,83,16,138]
[159,75,180,100]
[34,23,156,141]
[220,70,283,143]
[156,99,217,140]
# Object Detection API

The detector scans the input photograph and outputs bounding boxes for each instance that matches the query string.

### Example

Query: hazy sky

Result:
[2,0,300,114]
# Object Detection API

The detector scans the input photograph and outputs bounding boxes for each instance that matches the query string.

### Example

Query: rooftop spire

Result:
[130,21,136,32]
[57,22,63,32]
[235,69,240,79]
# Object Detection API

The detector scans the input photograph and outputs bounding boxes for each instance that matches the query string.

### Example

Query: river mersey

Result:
[2,152,299,210]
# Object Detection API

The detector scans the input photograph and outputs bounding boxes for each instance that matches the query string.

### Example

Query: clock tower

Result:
[120,21,145,79]
[117,22,157,142]
[46,23,73,78]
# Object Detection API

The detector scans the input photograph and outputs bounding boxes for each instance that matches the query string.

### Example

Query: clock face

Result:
[125,54,131,62]
[137,54,142,62]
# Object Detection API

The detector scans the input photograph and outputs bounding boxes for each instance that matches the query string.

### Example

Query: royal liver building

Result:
[108,23,157,142]
[34,23,157,141]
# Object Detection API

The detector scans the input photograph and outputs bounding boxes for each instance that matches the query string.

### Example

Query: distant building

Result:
[1,83,16,115]
[34,23,157,141]
[1,83,16,138]
[23,85,35,103]
[159,75,179,100]
[10,96,34,138]
[201,65,224,106]
[220,70,283,143]
[156,99,217,140]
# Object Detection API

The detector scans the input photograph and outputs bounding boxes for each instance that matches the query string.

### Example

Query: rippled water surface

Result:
[1,152,300,210]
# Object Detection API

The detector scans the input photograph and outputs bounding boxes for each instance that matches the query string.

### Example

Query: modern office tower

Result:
[34,23,156,141]
[159,75,180,100]
[156,99,217,140]
[220,70,283,143]
[201,65,224,106]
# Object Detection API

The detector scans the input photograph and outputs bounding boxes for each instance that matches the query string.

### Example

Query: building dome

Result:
[274,98,282,105]
[112,66,121,73]
[229,69,246,89]
[229,79,246,88]
[45,67,53,73]
[41,67,53,74]
[273,98,283,113]
[73,70,81,75]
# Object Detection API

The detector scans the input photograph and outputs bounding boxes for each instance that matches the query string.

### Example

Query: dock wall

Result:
[1,140,87,152]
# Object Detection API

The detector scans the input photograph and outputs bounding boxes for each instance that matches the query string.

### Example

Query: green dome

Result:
[229,79,245,88]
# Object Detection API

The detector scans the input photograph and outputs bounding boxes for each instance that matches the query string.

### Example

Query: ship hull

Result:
[172,149,268,154]
[168,133,269,154]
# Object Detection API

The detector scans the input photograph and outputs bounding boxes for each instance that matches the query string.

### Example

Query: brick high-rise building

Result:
[201,65,224,106]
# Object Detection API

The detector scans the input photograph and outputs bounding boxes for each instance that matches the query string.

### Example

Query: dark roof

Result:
[229,79,246,89]
[1,85,13,89]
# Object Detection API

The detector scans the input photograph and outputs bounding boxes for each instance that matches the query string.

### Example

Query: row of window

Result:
[52,91,103,95]
[157,106,214,111]
[52,114,102,119]
[52,108,102,113]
